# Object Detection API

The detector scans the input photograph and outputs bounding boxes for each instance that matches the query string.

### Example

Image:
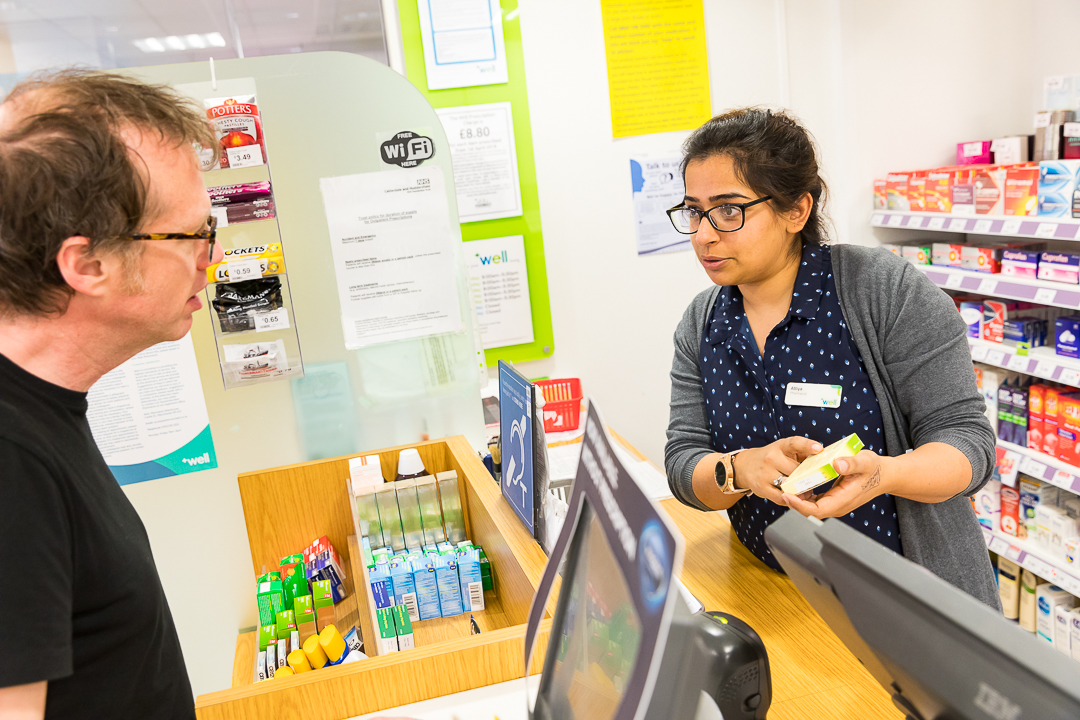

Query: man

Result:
[0,70,222,719]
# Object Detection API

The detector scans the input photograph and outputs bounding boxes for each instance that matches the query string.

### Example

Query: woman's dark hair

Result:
[681,107,829,248]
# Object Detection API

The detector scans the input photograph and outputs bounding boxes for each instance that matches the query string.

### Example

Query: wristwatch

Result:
[715,449,752,496]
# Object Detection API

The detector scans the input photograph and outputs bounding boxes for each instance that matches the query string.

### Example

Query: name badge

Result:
[785,383,842,408]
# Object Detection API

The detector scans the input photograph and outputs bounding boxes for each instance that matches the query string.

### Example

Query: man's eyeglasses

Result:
[122,214,218,263]
[666,196,772,235]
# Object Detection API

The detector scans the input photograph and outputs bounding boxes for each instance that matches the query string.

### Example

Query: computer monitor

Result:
[765,512,1080,720]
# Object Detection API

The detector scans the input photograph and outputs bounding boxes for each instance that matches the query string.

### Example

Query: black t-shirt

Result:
[0,353,194,719]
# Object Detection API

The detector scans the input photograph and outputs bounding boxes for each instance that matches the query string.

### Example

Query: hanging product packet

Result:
[203,95,266,170]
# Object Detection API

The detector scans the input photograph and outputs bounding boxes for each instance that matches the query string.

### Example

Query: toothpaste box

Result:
[958,140,993,165]
[983,300,1019,343]
[959,301,982,338]
[1056,315,1080,358]
[932,242,965,266]
[974,166,1007,215]
[873,178,887,209]
[1000,485,1021,536]
[1039,160,1080,217]
[925,168,953,212]
[907,170,927,211]
[1001,248,1040,278]
[960,245,1002,273]
[1003,164,1040,216]
[901,245,930,265]
[885,172,910,210]
[1038,252,1080,284]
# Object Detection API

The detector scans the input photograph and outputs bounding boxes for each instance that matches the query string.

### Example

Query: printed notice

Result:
[417,0,509,91]
[86,334,217,486]
[601,0,711,138]
[631,156,688,255]
[436,102,523,223]
[465,235,533,349]
[319,166,464,348]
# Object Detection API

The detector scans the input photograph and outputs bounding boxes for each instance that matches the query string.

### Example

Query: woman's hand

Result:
[732,436,823,505]
[782,450,891,518]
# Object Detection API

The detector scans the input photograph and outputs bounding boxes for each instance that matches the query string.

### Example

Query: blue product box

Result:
[1011,386,1029,444]
[1056,316,1080,359]
[959,301,982,338]
[411,557,442,621]
[434,554,464,617]
[457,549,484,612]
[389,558,417,620]
[1039,160,1080,217]
[1004,317,1046,347]
[1001,248,1041,278]
[997,382,1014,444]
[369,563,394,610]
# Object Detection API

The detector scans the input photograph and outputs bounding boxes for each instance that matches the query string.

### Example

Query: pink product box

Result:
[1037,252,1080,285]
[957,140,993,165]
[1001,248,1040,278]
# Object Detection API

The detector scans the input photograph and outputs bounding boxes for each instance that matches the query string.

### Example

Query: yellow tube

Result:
[287,649,312,673]
[319,624,347,663]
[303,633,328,669]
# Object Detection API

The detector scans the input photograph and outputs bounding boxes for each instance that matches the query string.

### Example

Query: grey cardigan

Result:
[665,243,1001,609]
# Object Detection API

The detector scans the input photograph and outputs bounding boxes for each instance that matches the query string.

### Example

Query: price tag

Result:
[1002,219,1023,235]
[1061,368,1080,387]
[1034,359,1057,378]
[985,349,1006,366]
[1018,456,1047,478]
[1051,470,1075,489]
[1004,544,1022,562]
[927,217,946,230]
[226,144,264,169]
[871,213,885,225]
[906,215,924,228]
[226,259,263,281]
[1065,122,1080,138]
[973,219,993,234]
[1025,556,1053,579]
[1035,111,1052,129]
[887,214,903,227]
[1034,287,1057,304]
[969,344,989,362]
[988,537,1009,554]
[945,274,964,289]
[1007,354,1029,371]
[948,218,968,231]
[1046,76,1066,91]
[1056,573,1080,597]
[1036,223,1059,238]
[253,308,290,333]
[209,206,229,229]
[977,278,997,294]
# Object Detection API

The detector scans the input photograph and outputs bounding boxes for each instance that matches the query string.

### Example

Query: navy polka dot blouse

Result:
[700,245,902,570]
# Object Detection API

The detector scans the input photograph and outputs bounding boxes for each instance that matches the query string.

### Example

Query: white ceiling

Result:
[0,0,387,73]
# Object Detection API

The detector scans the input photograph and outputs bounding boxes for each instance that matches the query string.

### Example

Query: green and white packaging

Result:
[376,607,399,654]
[391,604,415,651]
[257,623,277,651]
[256,580,286,627]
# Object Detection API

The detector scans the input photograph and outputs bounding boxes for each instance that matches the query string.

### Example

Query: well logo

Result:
[181,452,212,467]
[476,250,510,266]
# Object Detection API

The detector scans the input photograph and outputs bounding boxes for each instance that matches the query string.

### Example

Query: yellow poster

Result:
[601,0,712,139]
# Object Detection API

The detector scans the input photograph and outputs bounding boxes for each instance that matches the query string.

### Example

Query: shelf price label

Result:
[226,259,263,281]
[1007,354,1029,371]
[1025,555,1053,579]
[253,308,290,333]
[1018,455,1048,478]
[226,144,264,169]
[988,537,1010,555]
[1004,544,1022,562]
[1051,470,1075,490]
[973,219,993,234]
[977,278,997,294]
[1060,368,1080,387]
[1002,219,1023,235]
[948,218,968,232]
[985,349,1006,366]
[944,274,964,289]
[969,344,989,362]
[871,213,885,225]
[1034,288,1057,304]
[887,214,903,227]
[1034,359,1057,378]
[906,215,924,228]
[928,217,946,230]
[1036,223,1059,238]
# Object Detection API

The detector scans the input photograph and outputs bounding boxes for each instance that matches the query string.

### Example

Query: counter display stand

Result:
[194,436,551,720]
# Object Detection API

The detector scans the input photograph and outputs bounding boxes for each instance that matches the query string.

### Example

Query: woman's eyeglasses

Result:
[666,196,772,235]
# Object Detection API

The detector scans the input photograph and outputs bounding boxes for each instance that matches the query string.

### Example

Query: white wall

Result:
[511,0,1080,468]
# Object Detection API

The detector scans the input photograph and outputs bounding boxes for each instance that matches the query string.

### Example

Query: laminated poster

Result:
[319,166,464,349]
[435,102,523,223]
[417,0,509,91]
[86,334,217,485]
[465,235,534,349]
[630,156,689,256]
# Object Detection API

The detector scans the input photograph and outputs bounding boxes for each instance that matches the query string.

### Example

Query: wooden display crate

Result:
[195,436,552,720]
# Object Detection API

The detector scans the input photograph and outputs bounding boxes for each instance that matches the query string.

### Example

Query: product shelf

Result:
[968,337,1080,387]
[997,440,1080,496]
[918,265,1080,312]
[982,527,1080,597]
[872,210,1080,240]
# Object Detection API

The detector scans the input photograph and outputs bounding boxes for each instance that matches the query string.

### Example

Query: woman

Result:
[664,108,999,608]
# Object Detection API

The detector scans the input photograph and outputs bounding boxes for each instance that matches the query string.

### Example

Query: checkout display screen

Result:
[542,508,642,720]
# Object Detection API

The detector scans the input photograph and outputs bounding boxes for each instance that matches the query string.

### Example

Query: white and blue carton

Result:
[1055,316,1080,359]
[1039,160,1080,217]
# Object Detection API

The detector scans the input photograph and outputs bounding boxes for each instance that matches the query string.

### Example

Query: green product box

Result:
[257,623,277,651]
[311,579,334,613]
[275,609,296,639]
[479,552,493,592]
[391,604,414,650]
[256,580,286,627]
[256,571,281,585]
[282,568,309,610]
[376,607,399,654]
[293,593,313,617]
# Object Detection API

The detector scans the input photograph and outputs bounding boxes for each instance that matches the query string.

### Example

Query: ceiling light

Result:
[163,35,185,50]
[205,32,226,47]
[285,12,299,19]
[133,32,227,53]
[134,37,166,52]
[185,34,206,48]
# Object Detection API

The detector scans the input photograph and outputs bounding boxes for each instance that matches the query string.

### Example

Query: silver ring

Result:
[774,476,786,487]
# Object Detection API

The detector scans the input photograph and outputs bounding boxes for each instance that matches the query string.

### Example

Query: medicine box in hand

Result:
[780,433,864,496]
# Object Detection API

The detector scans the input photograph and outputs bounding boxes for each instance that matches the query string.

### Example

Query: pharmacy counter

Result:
[195,434,901,720]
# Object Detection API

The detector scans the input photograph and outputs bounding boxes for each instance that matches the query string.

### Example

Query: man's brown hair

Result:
[0,69,215,316]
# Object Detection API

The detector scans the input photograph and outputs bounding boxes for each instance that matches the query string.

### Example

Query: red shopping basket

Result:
[535,378,583,433]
